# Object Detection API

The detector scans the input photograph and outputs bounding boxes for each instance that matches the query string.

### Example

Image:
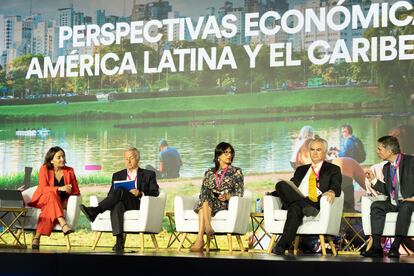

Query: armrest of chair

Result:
[174,195,198,223]
[361,195,373,235]
[318,192,344,235]
[319,192,344,217]
[139,191,166,232]
[263,195,283,226]
[264,195,282,211]
[227,194,252,234]
[90,195,106,207]
[227,195,250,216]
[21,186,36,206]
[361,195,373,214]
[65,195,82,229]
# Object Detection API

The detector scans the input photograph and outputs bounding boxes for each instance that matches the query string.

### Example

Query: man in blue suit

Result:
[363,136,414,258]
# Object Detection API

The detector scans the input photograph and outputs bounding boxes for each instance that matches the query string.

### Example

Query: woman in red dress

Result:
[30,146,80,249]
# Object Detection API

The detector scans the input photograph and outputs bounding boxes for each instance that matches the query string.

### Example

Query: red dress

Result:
[29,165,81,236]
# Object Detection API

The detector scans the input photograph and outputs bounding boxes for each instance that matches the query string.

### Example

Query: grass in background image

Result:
[0,174,112,189]
[0,87,389,122]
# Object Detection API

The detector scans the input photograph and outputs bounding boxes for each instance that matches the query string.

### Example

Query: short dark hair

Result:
[341,124,353,134]
[378,136,401,154]
[159,139,168,147]
[213,142,235,172]
[43,146,65,170]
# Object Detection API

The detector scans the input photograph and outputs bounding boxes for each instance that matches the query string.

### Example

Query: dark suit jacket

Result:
[373,154,414,199]
[291,161,342,199]
[108,167,159,197]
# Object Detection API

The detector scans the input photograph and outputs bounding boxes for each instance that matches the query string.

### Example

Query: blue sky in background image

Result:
[0,0,244,19]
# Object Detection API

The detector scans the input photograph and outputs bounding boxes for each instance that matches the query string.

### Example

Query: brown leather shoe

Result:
[190,242,205,252]
[32,237,40,250]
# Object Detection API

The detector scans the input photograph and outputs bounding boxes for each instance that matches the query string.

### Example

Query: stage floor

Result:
[0,246,413,275]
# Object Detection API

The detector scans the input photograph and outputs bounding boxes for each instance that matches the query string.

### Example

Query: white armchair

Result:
[89,190,166,251]
[20,186,82,250]
[264,192,344,255]
[174,190,252,252]
[361,195,414,247]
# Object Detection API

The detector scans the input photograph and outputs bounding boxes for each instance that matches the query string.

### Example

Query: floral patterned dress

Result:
[194,165,244,216]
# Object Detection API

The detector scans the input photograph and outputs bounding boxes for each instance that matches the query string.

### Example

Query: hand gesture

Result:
[323,190,335,204]
[59,184,72,193]
[218,193,230,202]
[365,170,375,182]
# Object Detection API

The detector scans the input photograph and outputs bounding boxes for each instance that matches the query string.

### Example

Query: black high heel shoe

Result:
[62,224,74,236]
[32,237,40,250]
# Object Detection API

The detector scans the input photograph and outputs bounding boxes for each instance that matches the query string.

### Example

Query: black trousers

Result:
[98,188,141,236]
[275,181,319,249]
[370,200,414,237]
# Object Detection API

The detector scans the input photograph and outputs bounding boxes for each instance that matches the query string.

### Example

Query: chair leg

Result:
[177,233,187,251]
[401,242,411,255]
[140,233,144,252]
[327,236,337,256]
[150,234,158,250]
[236,235,245,252]
[212,236,219,249]
[206,235,212,253]
[91,232,102,250]
[267,234,277,253]
[227,233,233,253]
[319,235,327,256]
[14,229,22,245]
[65,235,71,250]
[293,236,300,255]
[366,236,373,251]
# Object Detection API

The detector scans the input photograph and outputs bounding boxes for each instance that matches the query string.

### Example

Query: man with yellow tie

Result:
[271,137,342,255]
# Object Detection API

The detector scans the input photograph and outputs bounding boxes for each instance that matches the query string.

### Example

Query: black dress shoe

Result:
[303,205,319,217]
[80,204,98,222]
[112,242,125,252]
[271,245,286,255]
[388,248,400,258]
[61,224,74,236]
[361,247,384,257]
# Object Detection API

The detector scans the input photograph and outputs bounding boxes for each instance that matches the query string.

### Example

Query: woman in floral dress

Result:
[190,142,244,252]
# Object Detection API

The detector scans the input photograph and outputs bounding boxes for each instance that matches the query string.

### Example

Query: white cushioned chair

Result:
[20,186,82,250]
[361,195,414,251]
[89,190,166,251]
[174,190,252,252]
[263,192,344,255]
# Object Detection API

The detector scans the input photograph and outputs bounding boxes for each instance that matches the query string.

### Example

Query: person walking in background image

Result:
[190,142,244,252]
[29,146,80,249]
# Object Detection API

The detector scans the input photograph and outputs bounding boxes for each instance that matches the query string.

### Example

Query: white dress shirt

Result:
[298,161,323,197]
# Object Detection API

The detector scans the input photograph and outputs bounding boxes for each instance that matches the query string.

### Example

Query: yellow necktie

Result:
[308,167,318,202]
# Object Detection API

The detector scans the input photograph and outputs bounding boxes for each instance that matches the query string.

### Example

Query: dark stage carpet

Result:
[0,246,413,276]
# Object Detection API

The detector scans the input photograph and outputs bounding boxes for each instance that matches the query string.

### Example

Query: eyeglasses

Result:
[223,150,233,155]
